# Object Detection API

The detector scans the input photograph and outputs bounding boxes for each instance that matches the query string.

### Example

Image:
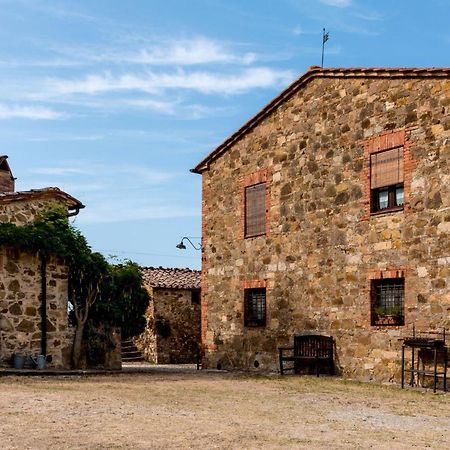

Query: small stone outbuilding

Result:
[193,67,450,382]
[136,267,201,364]
[0,155,84,368]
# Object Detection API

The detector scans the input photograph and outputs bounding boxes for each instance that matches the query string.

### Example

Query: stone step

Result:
[122,351,142,358]
[121,339,145,362]
[122,356,145,362]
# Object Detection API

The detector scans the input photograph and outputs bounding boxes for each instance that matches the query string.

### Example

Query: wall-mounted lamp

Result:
[176,236,202,251]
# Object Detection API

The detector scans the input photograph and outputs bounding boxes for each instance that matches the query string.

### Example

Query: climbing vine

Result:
[0,205,149,367]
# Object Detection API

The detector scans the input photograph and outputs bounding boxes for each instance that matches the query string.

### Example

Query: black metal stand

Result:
[401,329,448,393]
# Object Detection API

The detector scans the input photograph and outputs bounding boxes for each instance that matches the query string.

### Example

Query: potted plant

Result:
[374,305,403,325]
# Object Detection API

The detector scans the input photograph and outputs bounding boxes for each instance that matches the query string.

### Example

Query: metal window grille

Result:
[245,183,266,237]
[371,278,405,326]
[244,288,266,327]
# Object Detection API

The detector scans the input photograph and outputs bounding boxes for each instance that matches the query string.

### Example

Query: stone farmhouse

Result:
[192,67,450,382]
[0,155,84,368]
[135,267,201,364]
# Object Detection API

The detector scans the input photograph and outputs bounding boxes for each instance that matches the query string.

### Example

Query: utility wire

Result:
[95,248,199,260]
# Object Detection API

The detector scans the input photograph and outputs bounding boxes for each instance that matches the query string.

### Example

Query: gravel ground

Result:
[0,370,448,449]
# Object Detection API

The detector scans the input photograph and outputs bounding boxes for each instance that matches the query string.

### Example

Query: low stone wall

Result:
[84,323,121,370]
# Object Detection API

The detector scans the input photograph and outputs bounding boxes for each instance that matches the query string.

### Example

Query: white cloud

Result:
[121,98,178,114]
[26,37,257,69]
[110,38,257,66]
[27,163,174,184]
[0,104,65,120]
[26,134,104,142]
[319,0,351,7]
[45,67,293,96]
[0,58,84,69]
[122,98,232,119]
[27,167,89,176]
[352,11,383,21]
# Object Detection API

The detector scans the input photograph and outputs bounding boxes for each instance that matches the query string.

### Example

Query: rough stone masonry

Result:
[0,188,83,368]
[193,67,450,382]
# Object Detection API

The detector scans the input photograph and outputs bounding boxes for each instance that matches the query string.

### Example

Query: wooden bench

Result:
[279,334,334,376]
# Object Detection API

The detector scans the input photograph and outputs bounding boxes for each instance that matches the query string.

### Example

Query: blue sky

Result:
[0,0,448,270]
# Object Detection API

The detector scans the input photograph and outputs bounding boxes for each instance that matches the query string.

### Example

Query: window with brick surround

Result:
[244,288,266,327]
[370,147,404,213]
[245,183,266,237]
[371,278,405,326]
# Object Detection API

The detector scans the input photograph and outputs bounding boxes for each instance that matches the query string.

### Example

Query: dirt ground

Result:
[0,369,448,450]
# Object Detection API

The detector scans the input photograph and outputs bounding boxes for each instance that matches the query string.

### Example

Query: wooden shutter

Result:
[370,147,404,189]
[245,183,266,237]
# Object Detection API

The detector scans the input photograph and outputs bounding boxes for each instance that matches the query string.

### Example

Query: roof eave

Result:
[191,66,450,174]
[0,188,85,209]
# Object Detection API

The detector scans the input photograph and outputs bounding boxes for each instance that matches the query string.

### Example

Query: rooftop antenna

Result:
[321,28,330,68]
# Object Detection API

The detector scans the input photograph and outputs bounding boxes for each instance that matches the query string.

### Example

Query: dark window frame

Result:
[244,182,266,238]
[371,183,404,213]
[371,278,405,327]
[244,288,266,327]
[370,147,404,214]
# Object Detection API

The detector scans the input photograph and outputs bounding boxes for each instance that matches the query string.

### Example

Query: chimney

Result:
[0,156,15,193]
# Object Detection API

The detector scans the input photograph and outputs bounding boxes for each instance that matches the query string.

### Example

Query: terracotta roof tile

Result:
[0,187,84,209]
[192,66,450,174]
[140,266,201,290]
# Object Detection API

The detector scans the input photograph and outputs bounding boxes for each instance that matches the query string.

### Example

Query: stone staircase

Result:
[121,339,145,363]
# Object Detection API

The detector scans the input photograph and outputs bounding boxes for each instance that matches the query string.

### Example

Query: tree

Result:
[69,252,109,368]
[89,261,149,340]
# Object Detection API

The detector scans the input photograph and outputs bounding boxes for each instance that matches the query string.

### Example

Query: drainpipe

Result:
[67,205,84,218]
[40,253,47,356]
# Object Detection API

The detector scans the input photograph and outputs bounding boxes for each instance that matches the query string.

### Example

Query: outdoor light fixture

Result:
[176,237,202,251]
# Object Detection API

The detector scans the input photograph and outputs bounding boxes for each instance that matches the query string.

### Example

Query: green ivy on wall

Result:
[0,205,149,367]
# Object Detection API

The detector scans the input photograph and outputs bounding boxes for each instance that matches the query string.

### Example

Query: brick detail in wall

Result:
[360,128,417,220]
[200,176,215,351]
[366,267,409,328]
[241,279,267,289]
[240,168,272,239]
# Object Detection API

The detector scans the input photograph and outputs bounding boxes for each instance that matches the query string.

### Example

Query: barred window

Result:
[245,183,266,237]
[370,147,404,213]
[371,278,405,326]
[244,288,266,327]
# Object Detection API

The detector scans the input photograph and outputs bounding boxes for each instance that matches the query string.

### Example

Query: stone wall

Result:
[0,198,59,225]
[0,198,76,369]
[201,75,450,382]
[0,248,73,368]
[136,287,201,364]
[84,323,121,370]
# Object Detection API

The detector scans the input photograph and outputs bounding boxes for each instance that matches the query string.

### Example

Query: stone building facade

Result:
[0,156,84,368]
[193,67,450,382]
[136,267,201,364]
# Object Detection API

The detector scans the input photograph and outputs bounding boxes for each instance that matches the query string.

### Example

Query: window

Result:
[245,183,266,237]
[244,288,266,327]
[370,147,404,213]
[191,290,200,305]
[371,278,405,326]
